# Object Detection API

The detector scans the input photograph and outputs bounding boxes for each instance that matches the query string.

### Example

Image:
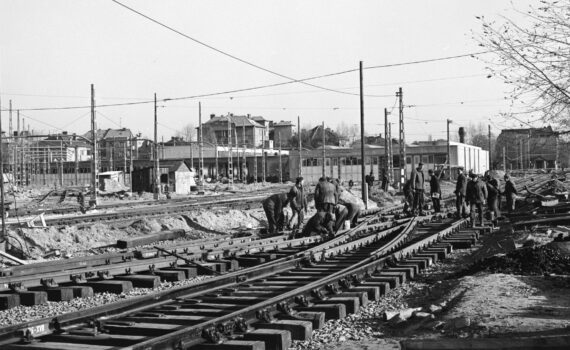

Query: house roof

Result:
[204,115,264,128]
[133,160,192,173]
[274,121,295,127]
[82,128,133,141]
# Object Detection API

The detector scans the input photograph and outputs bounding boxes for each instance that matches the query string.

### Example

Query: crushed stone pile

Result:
[457,243,570,276]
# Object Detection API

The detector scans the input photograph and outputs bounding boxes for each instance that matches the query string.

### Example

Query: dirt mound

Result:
[130,218,163,233]
[458,244,570,276]
[188,209,263,232]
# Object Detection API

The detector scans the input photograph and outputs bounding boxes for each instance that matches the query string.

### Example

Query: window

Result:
[333,158,338,166]
[406,156,412,164]
[373,157,378,165]
[422,155,429,164]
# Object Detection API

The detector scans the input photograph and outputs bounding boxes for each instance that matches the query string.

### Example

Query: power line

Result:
[110,0,363,97]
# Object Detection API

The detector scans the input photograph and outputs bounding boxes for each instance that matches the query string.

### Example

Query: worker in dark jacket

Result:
[465,172,488,227]
[262,193,290,235]
[314,177,327,210]
[485,173,501,228]
[333,204,349,232]
[454,167,468,218]
[381,170,389,191]
[410,162,425,215]
[366,171,375,192]
[428,169,442,213]
[314,177,337,213]
[503,174,518,213]
[299,211,334,239]
[288,177,308,230]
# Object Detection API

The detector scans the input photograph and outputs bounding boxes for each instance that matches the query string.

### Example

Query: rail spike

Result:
[277,302,293,315]
[256,309,273,323]
[295,295,310,307]
[311,288,326,300]
[202,327,223,344]
[234,317,249,333]
[339,277,352,289]
[216,320,235,336]
[351,274,363,285]
[326,283,341,295]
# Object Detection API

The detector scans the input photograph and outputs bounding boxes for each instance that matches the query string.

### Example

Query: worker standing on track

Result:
[288,177,307,230]
[454,167,468,218]
[485,172,501,229]
[262,193,290,235]
[503,174,518,213]
[403,178,414,215]
[410,162,425,215]
[314,177,338,214]
[77,191,86,214]
[466,171,488,227]
[428,169,442,213]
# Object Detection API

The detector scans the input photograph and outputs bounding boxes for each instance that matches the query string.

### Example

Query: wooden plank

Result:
[116,229,186,249]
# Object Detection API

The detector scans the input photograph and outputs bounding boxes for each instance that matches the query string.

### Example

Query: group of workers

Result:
[262,176,361,239]
[455,168,517,227]
[402,161,518,228]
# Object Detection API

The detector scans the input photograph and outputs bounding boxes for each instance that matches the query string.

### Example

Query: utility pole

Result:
[447,119,452,178]
[74,145,79,185]
[502,146,506,172]
[199,102,204,186]
[241,120,246,182]
[153,93,160,200]
[278,131,282,183]
[190,126,194,171]
[360,61,368,208]
[519,139,524,170]
[8,100,12,176]
[129,137,133,193]
[388,122,393,185]
[261,128,266,185]
[90,84,98,207]
[123,143,127,185]
[488,125,492,171]
[396,87,406,188]
[527,130,531,169]
[298,116,302,178]
[227,116,233,187]
[322,121,326,178]
[234,123,239,180]
[384,108,389,182]
[17,110,20,186]
[555,134,560,170]
[0,94,6,245]
[253,126,257,183]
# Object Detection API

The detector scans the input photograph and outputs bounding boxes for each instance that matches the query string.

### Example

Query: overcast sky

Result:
[0,0,536,142]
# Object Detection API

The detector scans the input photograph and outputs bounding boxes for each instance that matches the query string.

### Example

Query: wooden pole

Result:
[322,121,326,178]
[199,102,204,185]
[154,93,160,200]
[360,61,368,208]
[278,131,282,183]
[90,84,98,206]
[0,94,6,243]
[298,116,302,178]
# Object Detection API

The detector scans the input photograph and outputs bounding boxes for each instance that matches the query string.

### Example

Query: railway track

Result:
[0,207,481,350]
[5,187,291,228]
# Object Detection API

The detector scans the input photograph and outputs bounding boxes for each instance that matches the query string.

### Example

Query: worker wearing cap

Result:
[485,172,501,228]
[466,171,488,227]
[454,167,468,218]
[410,162,425,215]
[298,211,335,239]
[288,177,308,230]
[503,174,518,213]
[428,168,442,213]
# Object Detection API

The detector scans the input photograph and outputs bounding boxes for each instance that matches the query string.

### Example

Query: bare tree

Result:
[475,1,570,125]
[175,123,197,142]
